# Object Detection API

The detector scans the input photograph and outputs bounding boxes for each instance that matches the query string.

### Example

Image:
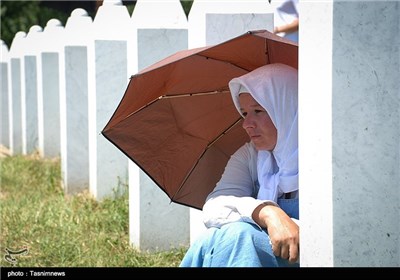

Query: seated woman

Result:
[180,63,299,267]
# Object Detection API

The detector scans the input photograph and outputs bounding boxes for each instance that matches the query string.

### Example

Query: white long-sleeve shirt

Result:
[203,142,299,229]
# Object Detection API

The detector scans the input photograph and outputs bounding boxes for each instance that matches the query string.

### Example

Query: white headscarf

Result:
[228,63,298,202]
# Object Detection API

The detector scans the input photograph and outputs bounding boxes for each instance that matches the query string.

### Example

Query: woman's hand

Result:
[252,203,299,263]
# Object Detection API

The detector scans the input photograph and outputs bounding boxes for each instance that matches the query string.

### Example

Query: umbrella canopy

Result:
[102,30,298,210]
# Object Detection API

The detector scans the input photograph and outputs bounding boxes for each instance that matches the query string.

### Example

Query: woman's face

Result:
[239,93,277,151]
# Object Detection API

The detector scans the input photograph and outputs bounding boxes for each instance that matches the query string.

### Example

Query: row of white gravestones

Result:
[0,0,275,253]
[2,0,399,267]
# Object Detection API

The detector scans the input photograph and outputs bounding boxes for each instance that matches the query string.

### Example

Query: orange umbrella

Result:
[102,30,298,210]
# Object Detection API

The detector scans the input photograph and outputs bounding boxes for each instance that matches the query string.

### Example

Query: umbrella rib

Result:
[207,117,243,148]
[196,54,253,73]
[117,90,230,124]
[265,38,270,65]
[162,89,228,98]
[121,98,159,123]
[171,117,243,201]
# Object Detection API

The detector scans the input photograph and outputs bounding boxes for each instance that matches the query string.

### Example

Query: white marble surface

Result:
[1,41,10,148]
[1,62,9,148]
[39,19,64,157]
[129,160,190,251]
[138,165,190,251]
[10,58,22,155]
[23,25,42,155]
[64,8,93,46]
[60,8,92,193]
[93,0,132,40]
[9,32,26,154]
[41,19,64,53]
[22,25,43,154]
[60,8,93,193]
[299,1,334,267]
[188,0,274,48]
[132,0,188,28]
[205,13,274,46]
[129,0,190,251]
[93,40,129,199]
[23,55,39,154]
[42,53,60,158]
[64,46,90,193]
[22,26,42,155]
[331,1,399,267]
[137,28,188,70]
[300,0,399,267]
[88,0,131,201]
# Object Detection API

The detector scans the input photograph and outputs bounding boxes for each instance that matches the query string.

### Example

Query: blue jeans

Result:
[180,198,299,267]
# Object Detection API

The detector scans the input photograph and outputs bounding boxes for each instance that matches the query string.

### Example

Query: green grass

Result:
[0,153,187,267]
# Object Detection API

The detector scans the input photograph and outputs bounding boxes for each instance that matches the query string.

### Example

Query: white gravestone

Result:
[40,19,65,158]
[60,9,93,194]
[89,0,132,201]
[23,25,43,155]
[1,40,10,149]
[8,31,27,155]
[299,0,399,267]
[129,0,190,252]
